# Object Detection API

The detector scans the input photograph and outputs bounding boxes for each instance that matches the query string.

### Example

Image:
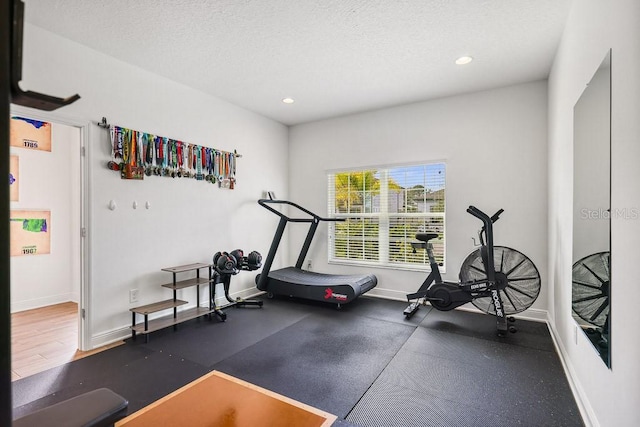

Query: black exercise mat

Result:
[419,307,556,351]
[347,325,583,427]
[13,348,208,419]
[12,297,583,427]
[339,295,432,326]
[213,309,415,419]
[12,343,153,408]
[138,300,312,367]
[347,378,517,427]
[401,326,567,383]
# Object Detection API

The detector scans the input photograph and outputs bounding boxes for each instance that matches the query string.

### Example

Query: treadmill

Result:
[256,196,377,307]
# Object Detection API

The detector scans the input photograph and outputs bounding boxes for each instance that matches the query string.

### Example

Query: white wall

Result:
[10,122,81,312]
[289,81,548,316]
[547,0,640,426]
[19,24,289,348]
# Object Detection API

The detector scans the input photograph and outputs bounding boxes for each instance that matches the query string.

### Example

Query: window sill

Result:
[328,259,446,274]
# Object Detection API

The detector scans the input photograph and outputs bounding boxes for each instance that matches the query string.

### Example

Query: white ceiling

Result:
[24,0,572,126]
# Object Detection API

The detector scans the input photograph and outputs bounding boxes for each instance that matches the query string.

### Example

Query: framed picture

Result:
[10,116,52,152]
[10,210,51,256]
[9,155,18,201]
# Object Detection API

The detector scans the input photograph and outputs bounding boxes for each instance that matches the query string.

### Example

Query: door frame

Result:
[9,105,91,351]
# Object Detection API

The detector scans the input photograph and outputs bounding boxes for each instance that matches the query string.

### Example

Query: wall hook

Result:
[10,0,81,111]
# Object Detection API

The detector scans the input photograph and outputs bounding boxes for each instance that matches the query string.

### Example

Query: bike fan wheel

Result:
[572,252,609,328]
[459,246,541,315]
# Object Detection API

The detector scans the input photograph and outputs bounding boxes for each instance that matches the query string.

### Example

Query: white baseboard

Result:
[212,286,264,306]
[10,293,77,313]
[365,287,411,301]
[90,327,131,349]
[455,305,548,323]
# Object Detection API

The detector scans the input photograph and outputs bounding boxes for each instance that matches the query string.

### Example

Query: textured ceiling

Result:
[23,0,572,125]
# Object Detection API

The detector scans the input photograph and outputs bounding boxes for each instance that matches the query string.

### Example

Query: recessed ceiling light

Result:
[455,56,473,65]
[282,97,295,104]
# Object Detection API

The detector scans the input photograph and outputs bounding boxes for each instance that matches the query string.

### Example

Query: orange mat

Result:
[115,370,336,427]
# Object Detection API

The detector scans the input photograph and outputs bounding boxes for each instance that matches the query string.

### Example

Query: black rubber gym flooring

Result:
[12,296,584,426]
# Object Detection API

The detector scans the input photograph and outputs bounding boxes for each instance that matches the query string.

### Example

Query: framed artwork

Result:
[10,210,51,256]
[9,155,18,201]
[10,116,52,152]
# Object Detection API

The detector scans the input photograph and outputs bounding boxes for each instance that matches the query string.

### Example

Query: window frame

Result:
[327,161,446,273]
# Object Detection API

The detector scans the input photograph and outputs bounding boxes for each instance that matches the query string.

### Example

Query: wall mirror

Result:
[572,50,611,367]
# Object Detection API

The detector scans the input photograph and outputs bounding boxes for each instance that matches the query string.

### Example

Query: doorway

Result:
[9,106,90,378]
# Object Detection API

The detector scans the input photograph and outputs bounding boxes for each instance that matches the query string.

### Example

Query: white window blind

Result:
[328,163,446,271]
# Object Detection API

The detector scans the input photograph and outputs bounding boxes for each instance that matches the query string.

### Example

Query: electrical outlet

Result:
[130,289,139,303]
[306,259,312,270]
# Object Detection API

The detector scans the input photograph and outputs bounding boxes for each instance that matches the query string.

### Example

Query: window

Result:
[327,163,445,271]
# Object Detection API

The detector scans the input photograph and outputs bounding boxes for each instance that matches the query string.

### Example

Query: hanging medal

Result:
[155,137,162,175]
[131,130,137,166]
[114,127,124,171]
[220,151,228,188]
[169,139,174,177]
[156,136,162,175]
[195,145,203,180]
[107,126,120,171]
[120,129,127,178]
[121,128,129,168]
[229,151,236,189]
[190,143,195,178]
[137,131,143,167]
[116,127,123,158]
[162,138,167,176]
[143,133,153,176]
[173,140,179,177]
[201,147,207,181]
[165,139,171,176]
[182,143,190,178]
[160,137,167,176]
[166,140,172,177]
[213,150,218,182]
[210,149,216,183]
[204,148,212,182]
[184,142,190,178]
[176,141,183,177]
[187,144,193,178]
[217,151,223,186]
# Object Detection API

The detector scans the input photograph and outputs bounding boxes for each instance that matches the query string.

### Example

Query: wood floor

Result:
[11,302,122,381]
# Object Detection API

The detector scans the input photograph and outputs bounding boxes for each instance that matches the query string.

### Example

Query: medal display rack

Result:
[129,263,226,343]
[98,117,242,189]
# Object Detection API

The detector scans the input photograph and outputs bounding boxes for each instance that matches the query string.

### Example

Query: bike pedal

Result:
[403,302,420,316]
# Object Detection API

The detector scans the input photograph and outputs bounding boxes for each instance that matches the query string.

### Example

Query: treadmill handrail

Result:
[257,198,345,290]
[258,199,344,223]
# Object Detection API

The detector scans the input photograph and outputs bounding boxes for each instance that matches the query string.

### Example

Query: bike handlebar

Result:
[466,205,490,223]
[467,206,503,225]
[490,209,504,223]
[467,206,503,248]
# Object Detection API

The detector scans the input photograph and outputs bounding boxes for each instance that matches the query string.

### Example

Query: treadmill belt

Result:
[269,267,377,291]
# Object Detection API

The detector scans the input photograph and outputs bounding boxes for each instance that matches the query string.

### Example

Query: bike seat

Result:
[415,232,439,243]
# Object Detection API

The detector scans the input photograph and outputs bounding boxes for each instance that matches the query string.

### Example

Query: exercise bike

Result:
[403,206,541,336]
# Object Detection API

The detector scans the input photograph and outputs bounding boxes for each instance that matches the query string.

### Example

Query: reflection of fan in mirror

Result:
[572,252,610,327]
[572,252,610,350]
